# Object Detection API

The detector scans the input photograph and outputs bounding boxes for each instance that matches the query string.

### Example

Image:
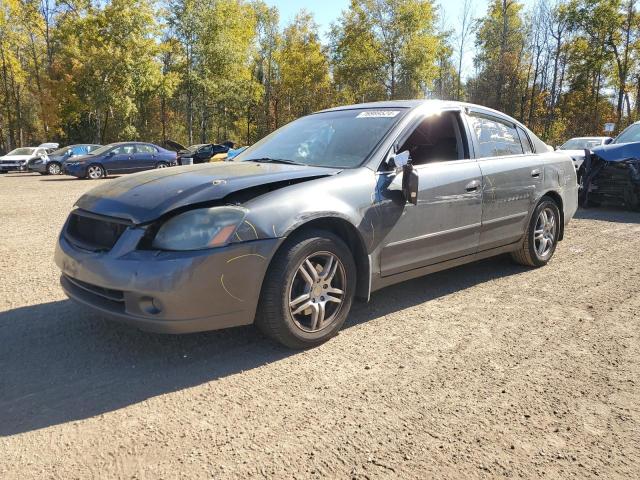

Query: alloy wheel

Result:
[87,165,103,179]
[534,207,556,258]
[48,163,61,175]
[288,252,346,333]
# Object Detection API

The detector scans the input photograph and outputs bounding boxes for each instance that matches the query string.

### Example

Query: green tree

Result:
[276,11,332,124]
[331,0,441,101]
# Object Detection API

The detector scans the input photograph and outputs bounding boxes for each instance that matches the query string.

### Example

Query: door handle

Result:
[465,180,481,192]
[531,169,541,178]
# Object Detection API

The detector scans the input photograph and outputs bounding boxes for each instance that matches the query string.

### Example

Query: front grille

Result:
[65,210,130,251]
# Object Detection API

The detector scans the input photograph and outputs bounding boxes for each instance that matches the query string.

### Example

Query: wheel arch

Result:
[541,190,564,241]
[277,216,371,301]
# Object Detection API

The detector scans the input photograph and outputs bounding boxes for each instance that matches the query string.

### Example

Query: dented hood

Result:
[75,162,340,224]
[592,142,640,162]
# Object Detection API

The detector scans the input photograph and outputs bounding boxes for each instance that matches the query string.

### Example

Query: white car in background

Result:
[0,147,48,173]
[557,136,612,173]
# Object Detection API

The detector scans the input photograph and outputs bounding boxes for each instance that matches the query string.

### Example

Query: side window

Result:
[398,112,466,166]
[469,115,524,158]
[111,145,135,155]
[516,126,533,154]
[135,144,156,154]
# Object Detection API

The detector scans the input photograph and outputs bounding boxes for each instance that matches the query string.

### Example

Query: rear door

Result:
[465,111,542,250]
[379,110,483,276]
[133,144,158,170]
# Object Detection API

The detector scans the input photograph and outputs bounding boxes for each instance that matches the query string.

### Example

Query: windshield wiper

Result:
[245,157,306,166]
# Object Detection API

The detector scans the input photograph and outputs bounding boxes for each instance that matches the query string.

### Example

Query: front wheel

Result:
[255,230,356,349]
[47,162,62,175]
[86,164,105,180]
[511,197,560,267]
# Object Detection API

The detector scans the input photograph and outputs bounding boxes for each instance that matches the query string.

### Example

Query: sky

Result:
[266,0,493,38]
[265,0,535,74]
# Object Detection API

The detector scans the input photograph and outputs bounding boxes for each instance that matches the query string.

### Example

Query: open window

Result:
[397,111,468,166]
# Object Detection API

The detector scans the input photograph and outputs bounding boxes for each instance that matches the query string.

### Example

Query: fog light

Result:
[139,296,162,315]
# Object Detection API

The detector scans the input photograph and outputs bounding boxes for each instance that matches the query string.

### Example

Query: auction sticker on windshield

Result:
[356,111,400,118]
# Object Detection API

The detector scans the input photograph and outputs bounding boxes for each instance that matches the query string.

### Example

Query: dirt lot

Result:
[0,172,639,479]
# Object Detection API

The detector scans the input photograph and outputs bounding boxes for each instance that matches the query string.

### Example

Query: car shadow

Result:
[0,256,527,436]
[575,206,640,224]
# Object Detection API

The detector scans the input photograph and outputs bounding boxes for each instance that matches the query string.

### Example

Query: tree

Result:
[471,0,527,116]
[331,0,441,101]
[276,11,332,124]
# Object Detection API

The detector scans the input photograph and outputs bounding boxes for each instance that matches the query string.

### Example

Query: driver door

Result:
[379,111,483,276]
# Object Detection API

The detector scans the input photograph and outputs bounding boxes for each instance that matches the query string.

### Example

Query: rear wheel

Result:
[86,164,105,180]
[255,230,356,349]
[511,197,560,267]
[156,161,169,169]
[47,162,62,175]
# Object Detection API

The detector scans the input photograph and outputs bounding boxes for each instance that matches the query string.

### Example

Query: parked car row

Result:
[0,141,179,179]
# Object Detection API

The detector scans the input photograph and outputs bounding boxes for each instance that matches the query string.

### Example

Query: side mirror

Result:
[390,150,411,171]
[402,163,419,205]
[604,137,613,145]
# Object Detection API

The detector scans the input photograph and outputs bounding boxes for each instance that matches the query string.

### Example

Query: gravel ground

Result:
[1,172,639,479]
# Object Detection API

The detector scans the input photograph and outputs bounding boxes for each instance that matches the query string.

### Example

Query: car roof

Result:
[317,99,529,127]
[568,136,608,140]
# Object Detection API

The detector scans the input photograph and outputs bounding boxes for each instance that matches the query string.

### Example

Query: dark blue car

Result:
[64,142,177,179]
[581,121,640,210]
[30,144,101,175]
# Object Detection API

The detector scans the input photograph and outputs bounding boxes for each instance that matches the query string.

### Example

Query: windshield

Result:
[87,143,117,156]
[614,123,640,144]
[235,108,406,168]
[559,138,603,150]
[7,148,36,156]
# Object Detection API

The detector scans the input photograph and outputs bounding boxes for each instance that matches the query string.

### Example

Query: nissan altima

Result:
[55,101,578,348]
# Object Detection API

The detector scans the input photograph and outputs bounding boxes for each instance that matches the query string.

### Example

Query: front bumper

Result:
[0,162,29,172]
[63,163,88,177]
[55,228,281,333]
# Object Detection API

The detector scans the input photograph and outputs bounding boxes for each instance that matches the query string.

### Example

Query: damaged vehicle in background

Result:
[165,140,231,165]
[557,136,612,180]
[30,144,101,175]
[580,121,640,210]
[0,146,49,173]
[55,100,578,349]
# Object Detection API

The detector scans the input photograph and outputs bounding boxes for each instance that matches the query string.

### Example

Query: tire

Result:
[511,196,561,267]
[47,162,62,175]
[86,164,105,180]
[255,229,357,349]
[156,161,169,169]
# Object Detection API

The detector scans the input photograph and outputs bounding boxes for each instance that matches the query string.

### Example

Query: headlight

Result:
[152,206,247,251]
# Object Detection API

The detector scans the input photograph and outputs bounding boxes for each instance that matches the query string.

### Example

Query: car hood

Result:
[558,149,587,158]
[75,161,341,224]
[592,142,640,162]
[0,155,33,161]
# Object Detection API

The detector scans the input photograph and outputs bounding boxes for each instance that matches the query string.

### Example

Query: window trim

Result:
[379,108,471,170]
[466,111,526,159]
[516,126,534,154]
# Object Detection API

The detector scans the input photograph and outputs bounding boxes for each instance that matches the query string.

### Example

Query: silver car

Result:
[55,100,578,348]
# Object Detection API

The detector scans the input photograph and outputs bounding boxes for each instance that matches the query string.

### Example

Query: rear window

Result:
[469,115,524,158]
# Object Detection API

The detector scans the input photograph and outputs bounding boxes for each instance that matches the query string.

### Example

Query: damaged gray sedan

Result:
[55,100,578,348]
